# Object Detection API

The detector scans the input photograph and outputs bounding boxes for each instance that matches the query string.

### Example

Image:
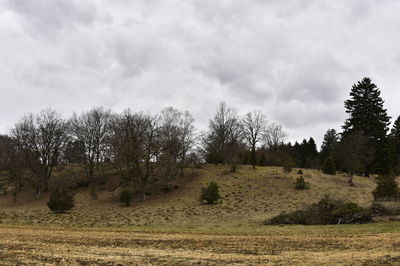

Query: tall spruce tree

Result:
[342,77,391,175]
[320,129,339,161]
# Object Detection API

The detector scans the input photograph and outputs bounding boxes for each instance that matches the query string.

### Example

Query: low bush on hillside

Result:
[322,157,336,175]
[200,181,221,204]
[297,169,304,175]
[47,189,75,214]
[119,189,134,206]
[368,202,396,216]
[266,196,372,225]
[294,176,309,190]
[372,175,399,201]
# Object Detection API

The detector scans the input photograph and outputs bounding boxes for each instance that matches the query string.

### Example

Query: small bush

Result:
[266,196,372,225]
[297,169,304,175]
[282,160,294,175]
[119,189,134,206]
[47,178,75,214]
[294,176,309,190]
[200,181,221,204]
[368,202,394,216]
[322,157,336,175]
[47,189,75,214]
[372,175,399,201]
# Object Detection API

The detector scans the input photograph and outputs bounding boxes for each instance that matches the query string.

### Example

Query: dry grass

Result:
[1,165,400,264]
[0,225,399,265]
[0,165,382,230]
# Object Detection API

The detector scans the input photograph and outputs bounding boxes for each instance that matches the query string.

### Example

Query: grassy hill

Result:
[0,164,389,231]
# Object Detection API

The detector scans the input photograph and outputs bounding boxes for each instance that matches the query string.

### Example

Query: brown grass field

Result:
[1,165,400,265]
[1,224,400,265]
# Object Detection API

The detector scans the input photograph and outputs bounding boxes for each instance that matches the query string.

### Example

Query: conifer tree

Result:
[342,77,391,175]
[320,129,339,161]
[390,116,400,173]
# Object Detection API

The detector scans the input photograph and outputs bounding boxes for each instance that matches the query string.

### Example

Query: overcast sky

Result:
[1,0,400,146]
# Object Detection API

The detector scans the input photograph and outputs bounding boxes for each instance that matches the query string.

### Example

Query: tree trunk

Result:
[348,174,355,187]
[251,145,256,170]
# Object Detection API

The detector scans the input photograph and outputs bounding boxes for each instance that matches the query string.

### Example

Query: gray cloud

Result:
[1,0,400,146]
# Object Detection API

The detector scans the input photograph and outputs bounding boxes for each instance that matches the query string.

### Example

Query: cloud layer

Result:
[1,0,400,145]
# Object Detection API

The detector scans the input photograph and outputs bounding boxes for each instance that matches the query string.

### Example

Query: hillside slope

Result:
[0,165,382,229]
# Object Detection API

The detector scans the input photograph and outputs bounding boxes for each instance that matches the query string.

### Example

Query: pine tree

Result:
[320,129,339,161]
[342,77,391,175]
[322,157,336,175]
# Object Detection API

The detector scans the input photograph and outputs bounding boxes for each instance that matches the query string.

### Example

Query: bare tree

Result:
[264,122,287,151]
[11,109,69,198]
[338,131,368,186]
[203,102,243,166]
[242,110,266,169]
[159,107,182,180]
[0,135,25,200]
[108,110,147,185]
[69,107,111,198]
[178,111,196,176]
[139,113,161,200]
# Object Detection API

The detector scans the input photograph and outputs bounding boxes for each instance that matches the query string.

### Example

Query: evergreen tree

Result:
[322,157,336,175]
[342,77,391,175]
[372,175,399,200]
[320,129,339,161]
[258,153,266,166]
[390,116,400,174]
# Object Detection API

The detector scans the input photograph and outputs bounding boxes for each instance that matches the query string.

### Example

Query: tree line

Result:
[0,77,399,201]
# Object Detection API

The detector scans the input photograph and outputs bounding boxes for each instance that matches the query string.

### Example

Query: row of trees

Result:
[319,78,400,186]
[0,103,287,200]
[202,103,287,171]
[0,77,399,201]
[0,107,197,200]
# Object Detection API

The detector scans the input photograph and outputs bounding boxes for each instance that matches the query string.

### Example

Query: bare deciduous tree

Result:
[203,102,243,167]
[69,107,111,198]
[338,131,368,186]
[11,109,69,198]
[264,122,287,151]
[243,110,266,169]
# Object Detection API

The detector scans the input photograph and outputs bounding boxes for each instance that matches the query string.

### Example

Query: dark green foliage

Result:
[294,176,309,190]
[266,196,372,225]
[390,116,400,174]
[320,129,339,162]
[372,175,399,200]
[297,169,303,175]
[119,189,134,206]
[258,153,266,166]
[342,77,391,175]
[47,180,74,213]
[322,157,336,175]
[200,181,221,204]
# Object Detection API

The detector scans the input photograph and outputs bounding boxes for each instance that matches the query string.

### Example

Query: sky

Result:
[1,0,400,146]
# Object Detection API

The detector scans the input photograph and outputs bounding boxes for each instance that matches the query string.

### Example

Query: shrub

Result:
[200,181,221,204]
[282,160,294,175]
[294,176,309,190]
[47,178,75,214]
[47,189,75,214]
[119,189,134,206]
[297,169,304,175]
[368,202,394,216]
[266,196,371,225]
[322,157,336,175]
[372,175,399,201]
